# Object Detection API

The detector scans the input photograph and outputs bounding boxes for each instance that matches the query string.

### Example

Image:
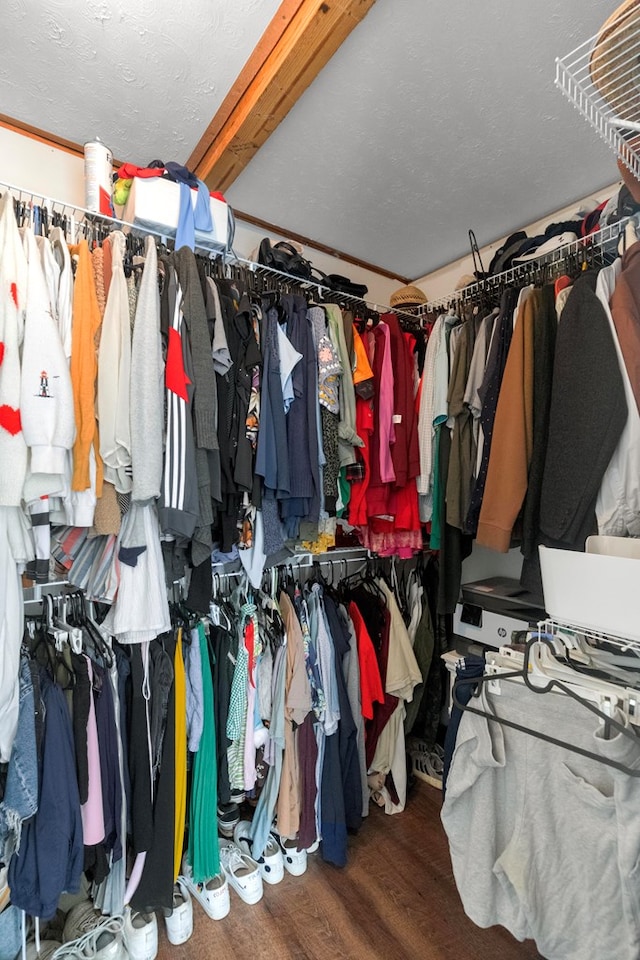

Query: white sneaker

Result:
[163,880,193,945]
[219,841,264,905]
[181,855,230,921]
[272,832,308,876]
[51,915,126,959]
[233,820,284,885]
[123,907,157,960]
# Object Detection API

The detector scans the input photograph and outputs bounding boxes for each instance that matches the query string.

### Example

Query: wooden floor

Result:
[158,782,542,960]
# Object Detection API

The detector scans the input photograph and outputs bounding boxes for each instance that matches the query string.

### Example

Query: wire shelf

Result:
[556,2,640,181]
[537,617,640,660]
[421,216,630,313]
[0,177,418,322]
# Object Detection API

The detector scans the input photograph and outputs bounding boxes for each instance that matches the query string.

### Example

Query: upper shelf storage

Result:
[556,0,640,182]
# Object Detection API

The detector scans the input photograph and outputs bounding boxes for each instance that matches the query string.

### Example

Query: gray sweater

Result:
[131,236,164,501]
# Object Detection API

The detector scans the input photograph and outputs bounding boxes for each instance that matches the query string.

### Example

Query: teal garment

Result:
[337,466,350,517]
[249,643,287,860]
[430,424,444,549]
[188,622,219,882]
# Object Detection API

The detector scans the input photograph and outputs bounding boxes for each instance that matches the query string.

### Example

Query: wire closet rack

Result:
[555,0,640,181]
[420,215,631,313]
[0,177,420,322]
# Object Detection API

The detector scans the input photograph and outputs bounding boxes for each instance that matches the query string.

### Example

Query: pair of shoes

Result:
[51,915,126,959]
[25,941,62,960]
[163,879,193,946]
[122,907,157,960]
[219,841,263,904]
[233,820,284,885]
[217,802,240,838]
[271,832,307,877]
[181,855,230,921]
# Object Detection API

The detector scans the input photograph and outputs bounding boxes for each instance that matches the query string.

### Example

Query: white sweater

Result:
[98,231,132,493]
[20,228,75,494]
[130,235,164,501]
[49,226,73,360]
[0,195,28,507]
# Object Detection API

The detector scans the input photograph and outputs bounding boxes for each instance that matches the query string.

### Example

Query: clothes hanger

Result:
[454,635,640,777]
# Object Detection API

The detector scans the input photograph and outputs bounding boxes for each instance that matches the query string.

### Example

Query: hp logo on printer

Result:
[497,627,507,638]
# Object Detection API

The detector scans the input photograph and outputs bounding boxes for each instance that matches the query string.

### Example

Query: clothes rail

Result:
[233,255,422,323]
[0,177,173,246]
[421,216,633,313]
[0,177,416,321]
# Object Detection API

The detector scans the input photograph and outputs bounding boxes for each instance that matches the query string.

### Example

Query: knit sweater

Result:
[69,241,103,495]
[0,194,28,506]
[20,228,75,490]
[130,236,164,501]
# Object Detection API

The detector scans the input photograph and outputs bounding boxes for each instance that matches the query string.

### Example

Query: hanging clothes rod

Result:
[421,216,633,313]
[0,177,417,321]
[0,177,174,245]
[232,255,421,323]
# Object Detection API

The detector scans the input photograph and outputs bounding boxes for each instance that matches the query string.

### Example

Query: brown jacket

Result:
[476,289,536,551]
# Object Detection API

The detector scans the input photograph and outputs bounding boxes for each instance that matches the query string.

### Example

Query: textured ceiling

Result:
[0,0,623,279]
[0,0,280,165]
[227,0,621,278]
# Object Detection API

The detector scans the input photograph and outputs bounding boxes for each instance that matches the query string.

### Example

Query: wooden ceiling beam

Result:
[188,0,377,193]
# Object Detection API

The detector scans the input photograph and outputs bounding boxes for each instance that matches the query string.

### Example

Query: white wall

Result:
[0,125,401,305]
[0,126,86,206]
[413,182,621,302]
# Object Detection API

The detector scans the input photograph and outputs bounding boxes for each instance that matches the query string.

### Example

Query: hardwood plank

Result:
[158,782,542,960]
[191,0,378,193]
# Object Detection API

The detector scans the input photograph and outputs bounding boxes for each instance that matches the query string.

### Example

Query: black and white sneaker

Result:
[217,802,240,837]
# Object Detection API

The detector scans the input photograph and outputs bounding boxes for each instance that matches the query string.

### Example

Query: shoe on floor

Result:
[217,802,240,838]
[163,879,193,945]
[181,855,230,921]
[51,915,126,959]
[233,820,284,885]
[219,841,263,905]
[62,900,105,944]
[25,940,62,960]
[272,832,308,876]
[123,906,157,960]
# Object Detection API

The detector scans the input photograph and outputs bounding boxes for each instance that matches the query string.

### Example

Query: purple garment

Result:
[297,712,319,850]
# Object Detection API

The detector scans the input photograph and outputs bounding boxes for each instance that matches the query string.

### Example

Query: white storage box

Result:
[119,176,233,253]
[539,541,640,640]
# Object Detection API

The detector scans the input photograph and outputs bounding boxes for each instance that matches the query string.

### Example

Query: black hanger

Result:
[453,635,640,777]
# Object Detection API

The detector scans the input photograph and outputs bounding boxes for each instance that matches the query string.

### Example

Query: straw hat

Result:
[590,0,640,121]
[454,274,476,291]
[390,284,428,307]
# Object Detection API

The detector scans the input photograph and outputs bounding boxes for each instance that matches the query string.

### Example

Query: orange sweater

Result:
[476,289,536,552]
[70,241,103,494]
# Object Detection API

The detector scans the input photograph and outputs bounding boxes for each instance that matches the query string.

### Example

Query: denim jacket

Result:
[0,657,38,864]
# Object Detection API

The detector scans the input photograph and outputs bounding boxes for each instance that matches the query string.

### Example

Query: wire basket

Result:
[556,1,640,181]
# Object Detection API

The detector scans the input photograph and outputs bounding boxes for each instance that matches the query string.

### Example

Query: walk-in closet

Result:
[1,2,640,959]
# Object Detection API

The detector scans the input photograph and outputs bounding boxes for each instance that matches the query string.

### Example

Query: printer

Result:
[453,576,546,649]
